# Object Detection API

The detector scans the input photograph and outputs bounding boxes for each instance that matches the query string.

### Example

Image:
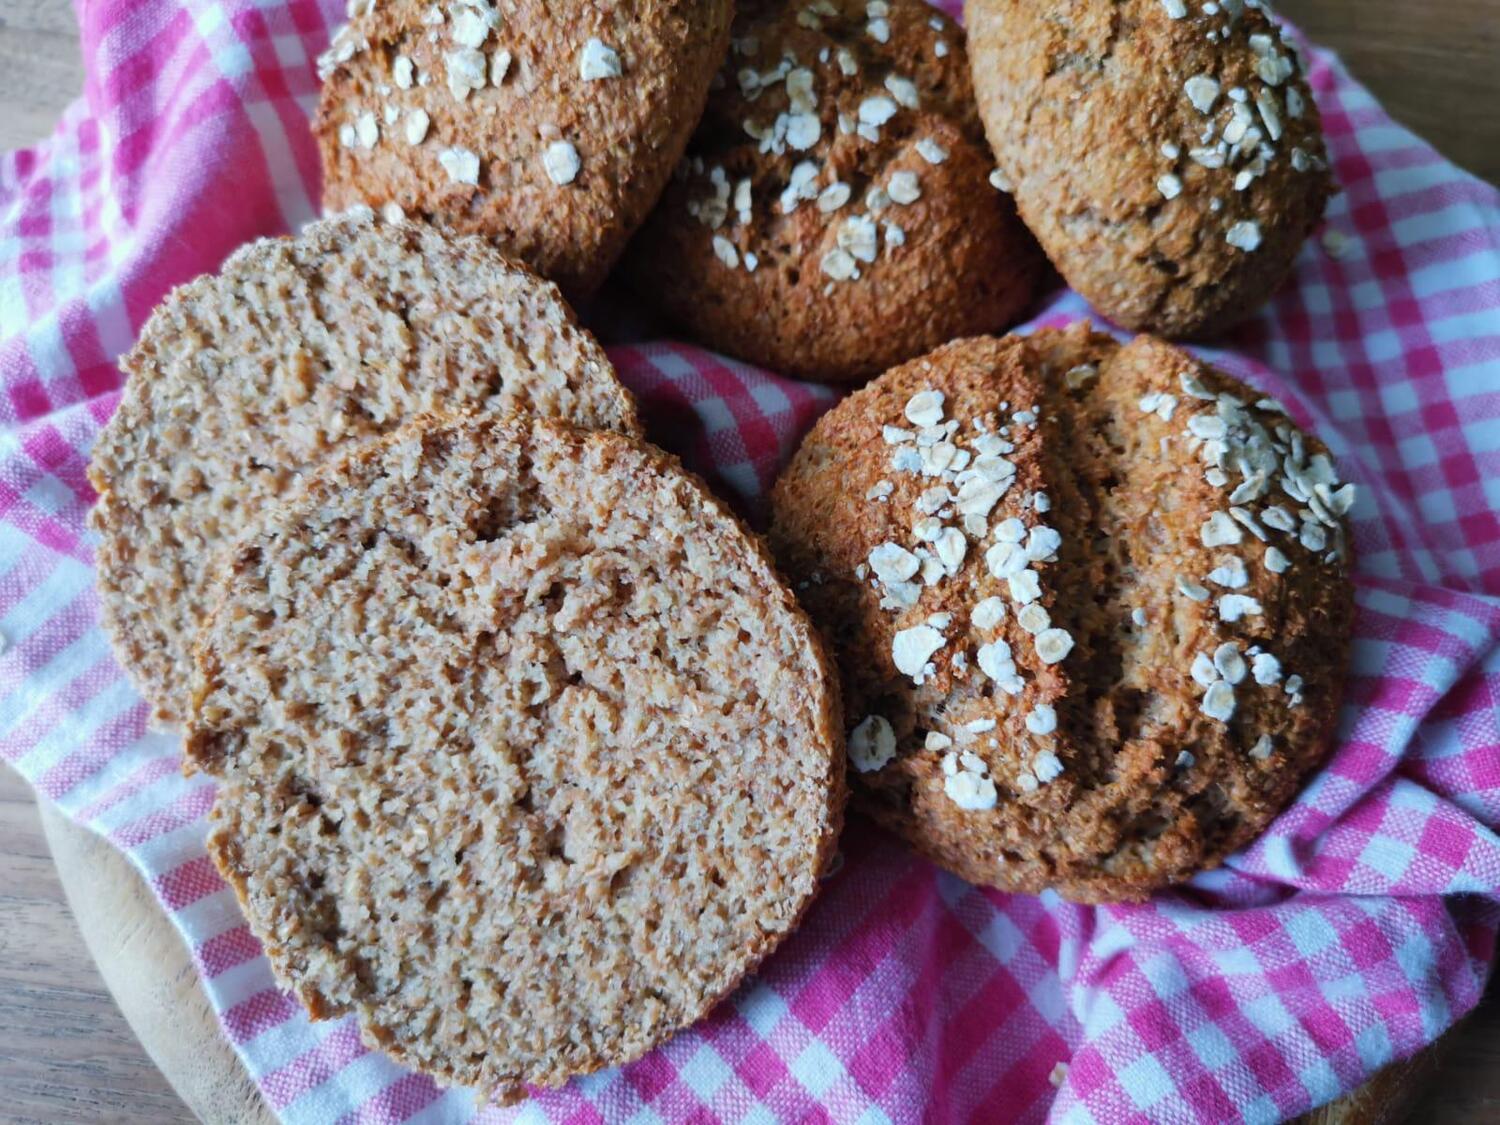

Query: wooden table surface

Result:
[2,1,1498,1122]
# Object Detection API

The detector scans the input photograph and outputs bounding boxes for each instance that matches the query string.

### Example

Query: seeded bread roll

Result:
[185,412,844,1101]
[771,325,1356,903]
[965,0,1332,338]
[89,212,638,726]
[623,0,1039,382]
[316,0,734,298]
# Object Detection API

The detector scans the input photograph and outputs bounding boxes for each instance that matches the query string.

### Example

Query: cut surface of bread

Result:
[89,212,638,724]
[186,413,845,1100]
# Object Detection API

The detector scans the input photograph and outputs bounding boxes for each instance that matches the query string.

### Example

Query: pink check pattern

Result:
[3,2,1499,1122]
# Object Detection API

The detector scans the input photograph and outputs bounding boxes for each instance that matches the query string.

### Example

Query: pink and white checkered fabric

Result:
[3,2,1499,1122]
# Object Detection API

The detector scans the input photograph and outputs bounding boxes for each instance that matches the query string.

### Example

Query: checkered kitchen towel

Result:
[3,1,1499,1122]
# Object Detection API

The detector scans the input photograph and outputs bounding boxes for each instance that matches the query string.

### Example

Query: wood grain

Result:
[0,767,193,1124]
[0,0,84,151]
[1,0,1498,1122]
[35,797,277,1125]
[1280,0,1500,185]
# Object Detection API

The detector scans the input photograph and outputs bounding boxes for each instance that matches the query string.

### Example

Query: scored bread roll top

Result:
[772,325,1356,902]
[89,212,637,726]
[966,0,1332,338]
[186,413,846,1101]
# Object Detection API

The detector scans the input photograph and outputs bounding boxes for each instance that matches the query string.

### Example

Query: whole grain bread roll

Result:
[316,0,734,297]
[966,0,1332,338]
[624,0,1039,382]
[771,325,1356,902]
[89,212,638,726]
[185,412,845,1101]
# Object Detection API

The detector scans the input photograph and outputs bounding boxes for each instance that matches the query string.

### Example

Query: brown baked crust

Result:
[88,212,638,726]
[965,0,1333,338]
[187,412,845,1101]
[770,325,1355,902]
[623,0,1039,382]
[316,0,735,298]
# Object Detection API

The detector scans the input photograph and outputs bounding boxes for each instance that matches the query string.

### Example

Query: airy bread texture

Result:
[89,212,638,726]
[966,0,1333,338]
[316,0,735,297]
[625,0,1039,382]
[771,325,1356,902]
[185,413,845,1101]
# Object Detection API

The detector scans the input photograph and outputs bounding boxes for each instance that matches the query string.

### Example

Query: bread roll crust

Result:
[316,0,735,297]
[772,325,1356,902]
[626,0,1039,382]
[966,0,1333,337]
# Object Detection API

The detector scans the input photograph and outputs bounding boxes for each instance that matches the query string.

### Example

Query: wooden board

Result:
[2,0,1500,1121]
[0,766,195,1124]
[35,795,276,1125]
